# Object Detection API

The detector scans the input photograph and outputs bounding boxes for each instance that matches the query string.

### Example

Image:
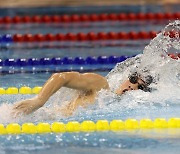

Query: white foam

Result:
[0,21,180,123]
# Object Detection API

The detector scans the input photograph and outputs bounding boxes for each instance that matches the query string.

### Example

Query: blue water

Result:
[0,40,148,59]
[0,5,180,154]
[0,132,180,154]
[0,5,179,17]
[0,21,169,34]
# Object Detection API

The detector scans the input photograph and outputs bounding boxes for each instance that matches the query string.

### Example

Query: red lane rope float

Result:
[168,53,180,60]
[12,30,180,42]
[13,31,158,42]
[0,12,179,24]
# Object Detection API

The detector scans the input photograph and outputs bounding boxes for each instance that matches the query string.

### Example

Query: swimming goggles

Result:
[129,75,149,91]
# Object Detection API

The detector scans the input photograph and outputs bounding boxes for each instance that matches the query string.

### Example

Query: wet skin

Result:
[115,78,146,95]
[12,72,145,117]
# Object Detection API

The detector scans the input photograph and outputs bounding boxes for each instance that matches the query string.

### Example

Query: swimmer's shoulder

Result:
[82,73,109,90]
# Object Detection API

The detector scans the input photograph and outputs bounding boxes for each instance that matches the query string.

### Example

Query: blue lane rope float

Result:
[0,118,179,135]
[0,34,12,43]
[0,55,129,66]
[0,54,178,74]
[0,68,113,75]
[1,54,178,67]
[0,56,130,74]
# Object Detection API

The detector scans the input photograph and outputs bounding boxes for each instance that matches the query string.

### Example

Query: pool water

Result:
[0,5,180,154]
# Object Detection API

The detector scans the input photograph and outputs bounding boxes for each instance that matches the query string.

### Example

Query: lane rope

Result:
[0,54,179,74]
[0,31,156,43]
[0,86,42,95]
[0,12,179,24]
[12,31,157,42]
[1,31,179,43]
[0,68,113,75]
[1,53,179,67]
[0,55,129,66]
[0,118,179,135]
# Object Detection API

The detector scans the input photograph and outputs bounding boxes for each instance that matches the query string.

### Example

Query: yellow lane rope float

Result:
[0,118,179,135]
[0,88,179,135]
[0,86,42,94]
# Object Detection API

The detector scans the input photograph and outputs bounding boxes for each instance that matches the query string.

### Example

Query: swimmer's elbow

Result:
[104,83,110,90]
[102,79,110,90]
[51,73,62,81]
[106,85,110,90]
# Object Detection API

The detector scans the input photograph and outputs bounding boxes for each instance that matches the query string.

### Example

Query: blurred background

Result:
[0,0,179,15]
[0,0,179,7]
[0,1,179,154]
[0,0,179,86]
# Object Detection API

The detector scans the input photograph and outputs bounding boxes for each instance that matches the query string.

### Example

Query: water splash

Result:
[107,20,180,98]
[99,20,180,119]
[0,21,180,123]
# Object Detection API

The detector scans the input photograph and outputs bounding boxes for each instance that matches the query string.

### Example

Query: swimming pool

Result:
[0,5,180,154]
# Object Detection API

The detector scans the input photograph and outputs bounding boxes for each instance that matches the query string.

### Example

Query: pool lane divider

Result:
[0,31,156,43]
[0,118,179,135]
[0,56,122,75]
[0,86,42,95]
[0,55,127,74]
[0,54,179,74]
[0,68,113,75]
[0,12,179,24]
[0,55,130,66]
[1,53,180,67]
[1,31,179,43]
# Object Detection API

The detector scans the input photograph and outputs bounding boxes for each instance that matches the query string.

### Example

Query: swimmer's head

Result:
[115,72,153,95]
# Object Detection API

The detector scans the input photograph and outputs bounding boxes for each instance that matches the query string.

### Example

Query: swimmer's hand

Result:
[12,97,42,116]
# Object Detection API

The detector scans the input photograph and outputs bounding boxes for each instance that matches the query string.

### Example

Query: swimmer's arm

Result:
[37,72,109,106]
[13,72,109,115]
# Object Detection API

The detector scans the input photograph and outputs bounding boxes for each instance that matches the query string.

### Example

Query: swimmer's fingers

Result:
[11,108,23,118]
[11,107,31,118]
[14,104,29,111]
[12,102,31,118]
[14,105,30,113]
[11,104,23,118]
[13,100,32,112]
[13,104,24,110]
[11,110,22,118]
[13,101,28,110]
[12,98,41,116]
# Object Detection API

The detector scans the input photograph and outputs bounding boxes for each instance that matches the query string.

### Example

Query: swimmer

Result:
[12,72,153,116]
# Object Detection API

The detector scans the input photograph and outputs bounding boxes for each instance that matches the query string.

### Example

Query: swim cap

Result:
[130,72,153,86]
[143,75,153,86]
